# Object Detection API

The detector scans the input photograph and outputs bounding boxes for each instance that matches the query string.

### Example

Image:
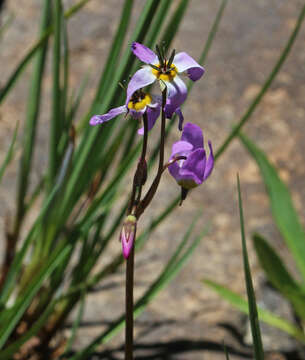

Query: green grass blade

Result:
[66,72,90,128]
[204,279,305,344]
[48,0,63,189]
[237,175,264,359]
[215,3,305,160]
[240,133,305,281]
[67,224,207,360]
[253,233,305,319]
[15,0,51,231]
[0,122,18,185]
[64,288,86,354]
[0,142,73,305]
[0,0,92,104]
[0,300,56,359]
[61,6,69,129]
[0,244,71,349]
[93,0,133,103]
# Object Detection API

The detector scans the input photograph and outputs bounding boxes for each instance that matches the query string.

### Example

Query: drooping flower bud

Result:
[120,215,137,259]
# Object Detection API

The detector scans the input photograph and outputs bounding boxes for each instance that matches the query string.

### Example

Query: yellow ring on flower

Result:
[151,62,178,82]
[128,94,152,111]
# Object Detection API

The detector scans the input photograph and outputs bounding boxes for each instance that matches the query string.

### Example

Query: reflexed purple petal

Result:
[173,52,205,81]
[126,67,156,105]
[203,140,214,180]
[181,122,203,149]
[89,105,127,125]
[131,42,158,64]
[171,140,193,157]
[179,148,206,185]
[164,76,187,118]
[175,107,184,131]
[138,104,160,135]
[168,161,180,181]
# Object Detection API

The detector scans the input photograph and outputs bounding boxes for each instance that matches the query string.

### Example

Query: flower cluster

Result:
[90,42,214,258]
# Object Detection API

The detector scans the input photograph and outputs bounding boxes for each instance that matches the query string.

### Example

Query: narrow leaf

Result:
[0,122,18,185]
[204,279,305,344]
[253,233,305,319]
[237,175,264,359]
[0,244,70,348]
[240,133,305,281]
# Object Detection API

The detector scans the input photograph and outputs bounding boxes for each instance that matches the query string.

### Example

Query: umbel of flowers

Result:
[90,41,214,360]
[90,42,214,258]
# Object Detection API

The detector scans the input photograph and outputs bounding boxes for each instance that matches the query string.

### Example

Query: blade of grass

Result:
[215,3,305,160]
[240,133,305,281]
[0,299,56,359]
[48,0,63,189]
[0,0,93,104]
[61,6,69,130]
[237,175,264,359]
[0,243,71,349]
[0,139,74,306]
[204,279,305,343]
[93,0,133,104]
[253,233,305,319]
[0,122,18,185]
[14,0,51,235]
[64,288,86,354]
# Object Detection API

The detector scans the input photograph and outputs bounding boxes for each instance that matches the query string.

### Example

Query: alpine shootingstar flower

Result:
[127,42,205,130]
[168,122,214,200]
[90,89,160,134]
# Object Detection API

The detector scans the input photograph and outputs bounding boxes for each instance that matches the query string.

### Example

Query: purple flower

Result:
[168,122,214,190]
[127,42,205,129]
[120,215,137,259]
[90,90,160,135]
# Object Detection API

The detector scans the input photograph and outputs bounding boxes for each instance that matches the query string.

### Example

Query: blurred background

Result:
[1,0,305,359]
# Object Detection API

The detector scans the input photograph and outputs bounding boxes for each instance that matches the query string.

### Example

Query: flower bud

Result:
[120,215,137,259]
[133,158,147,187]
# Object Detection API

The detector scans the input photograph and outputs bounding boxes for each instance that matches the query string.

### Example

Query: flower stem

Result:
[125,112,149,360]
[135,86,167,218]
[125,242,135,360]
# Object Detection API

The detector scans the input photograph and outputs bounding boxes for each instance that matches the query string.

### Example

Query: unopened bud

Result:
[133,158,147,187]
[120,215,137,259]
